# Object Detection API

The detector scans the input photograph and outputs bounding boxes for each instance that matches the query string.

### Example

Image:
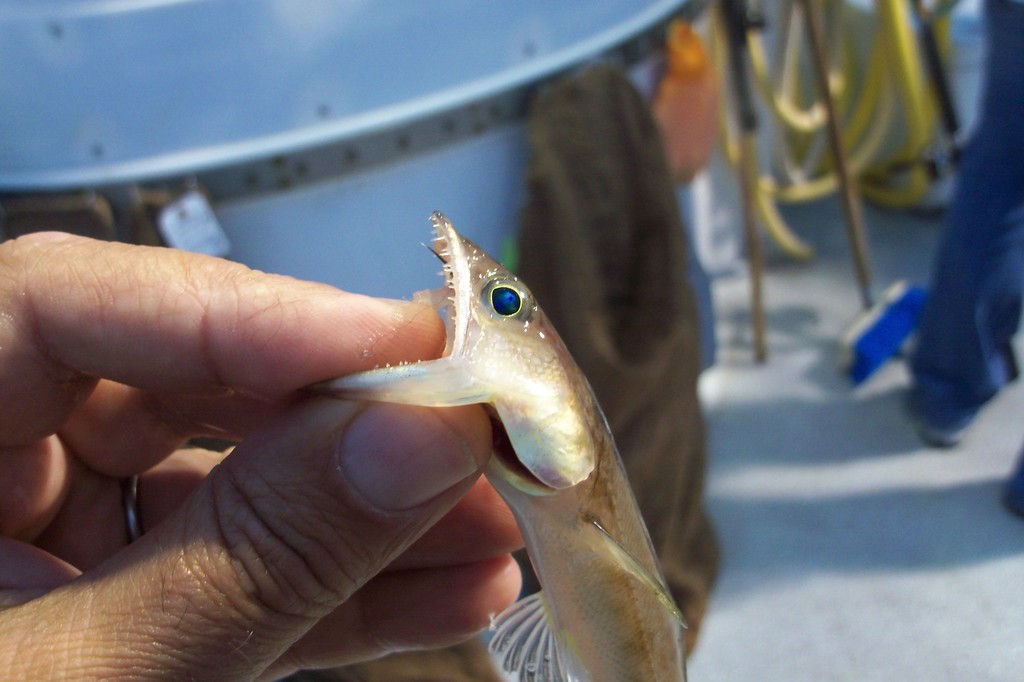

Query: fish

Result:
[314,212,687,681]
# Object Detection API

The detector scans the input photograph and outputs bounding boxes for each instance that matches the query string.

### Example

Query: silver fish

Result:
[315,212,687,681]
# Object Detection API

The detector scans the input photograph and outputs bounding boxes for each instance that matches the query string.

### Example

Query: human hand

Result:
[0,233,522,680]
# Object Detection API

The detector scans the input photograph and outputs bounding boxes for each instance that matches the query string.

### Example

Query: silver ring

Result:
[121,475,143,543]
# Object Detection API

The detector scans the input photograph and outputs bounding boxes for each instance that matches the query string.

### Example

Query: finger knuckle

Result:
[202,465,368,621]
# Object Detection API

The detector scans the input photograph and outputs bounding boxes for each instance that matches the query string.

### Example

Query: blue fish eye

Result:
[490,286,523,317]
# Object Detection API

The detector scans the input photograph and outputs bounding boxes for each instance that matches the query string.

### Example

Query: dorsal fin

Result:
[586,517,688,627]
[488,592,571,681]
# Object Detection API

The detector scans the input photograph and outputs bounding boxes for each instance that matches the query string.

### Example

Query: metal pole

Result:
[800,0,875,310]
[721,0,768,362]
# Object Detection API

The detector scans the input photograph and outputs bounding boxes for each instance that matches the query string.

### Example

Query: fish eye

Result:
[482,279,531,321]
[490,286,523,316]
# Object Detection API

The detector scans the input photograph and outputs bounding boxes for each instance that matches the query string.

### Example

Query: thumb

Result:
[4,399,492,680]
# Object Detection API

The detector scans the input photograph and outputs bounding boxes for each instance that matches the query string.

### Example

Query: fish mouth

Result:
[427,212,456,292]
[427,211,471,358]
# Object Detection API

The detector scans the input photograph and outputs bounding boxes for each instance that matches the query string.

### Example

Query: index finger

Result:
[0,233,444,446]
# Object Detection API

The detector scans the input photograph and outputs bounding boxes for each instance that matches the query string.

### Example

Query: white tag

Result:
[157,190,231,257]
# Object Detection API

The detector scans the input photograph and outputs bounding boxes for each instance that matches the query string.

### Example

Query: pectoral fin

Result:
[311,358,489,407]
[586,518,687,627]
[489,592,571,682]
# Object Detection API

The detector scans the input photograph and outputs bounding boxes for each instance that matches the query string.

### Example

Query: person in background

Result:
[908,0,1024,517]
[0,233,523,679]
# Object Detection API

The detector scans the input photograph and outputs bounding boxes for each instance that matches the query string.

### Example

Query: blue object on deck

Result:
[846,282,928,384]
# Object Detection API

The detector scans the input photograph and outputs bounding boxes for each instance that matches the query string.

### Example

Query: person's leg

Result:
[1003,440,1024,519]
[909,0,1024,444]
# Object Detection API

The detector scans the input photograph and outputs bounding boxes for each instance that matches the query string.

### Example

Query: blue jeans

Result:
[910,0,1024,429]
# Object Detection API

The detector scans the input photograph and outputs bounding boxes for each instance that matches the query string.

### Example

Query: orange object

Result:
[654,20,720,183]
[665,20,712,79]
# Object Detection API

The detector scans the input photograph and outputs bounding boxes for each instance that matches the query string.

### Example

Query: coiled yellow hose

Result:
[714,0,948,259]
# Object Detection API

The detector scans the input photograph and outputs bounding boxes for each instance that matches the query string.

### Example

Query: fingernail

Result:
[338,403,486,511]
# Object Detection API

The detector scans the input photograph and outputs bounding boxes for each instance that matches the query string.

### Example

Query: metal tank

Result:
[0,0,696,298]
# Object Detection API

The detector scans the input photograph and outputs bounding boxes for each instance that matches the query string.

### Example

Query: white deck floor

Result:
[687,193,1024,681]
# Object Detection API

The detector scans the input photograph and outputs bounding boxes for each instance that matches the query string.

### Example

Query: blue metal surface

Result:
[0,0,690,188]
[0,0,692,298]
[216,125,530,299]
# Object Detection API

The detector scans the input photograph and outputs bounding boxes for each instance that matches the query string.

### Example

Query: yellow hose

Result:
[769,61,896,203]
[747,9,827,133]
[859,0,938,206]
[714,8,817,260]
[713,0,945,259]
